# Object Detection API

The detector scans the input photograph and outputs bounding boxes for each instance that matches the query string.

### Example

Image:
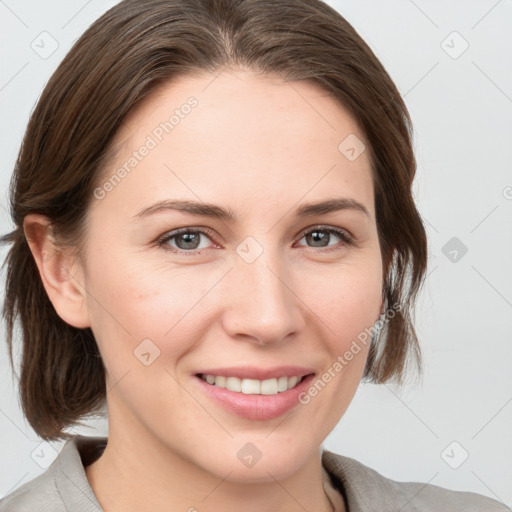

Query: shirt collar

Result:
[54,436,105,511]
[322,449,400,511]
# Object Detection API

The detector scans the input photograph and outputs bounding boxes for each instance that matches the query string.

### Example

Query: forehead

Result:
[92,69,375,221]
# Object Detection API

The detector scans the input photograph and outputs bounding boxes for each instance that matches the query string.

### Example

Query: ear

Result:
[23,214,91,329]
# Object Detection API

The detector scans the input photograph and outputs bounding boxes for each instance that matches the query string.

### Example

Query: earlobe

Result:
[23,214,91,329]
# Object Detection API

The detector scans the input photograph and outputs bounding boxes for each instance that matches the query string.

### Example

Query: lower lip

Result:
[194,374,315,420]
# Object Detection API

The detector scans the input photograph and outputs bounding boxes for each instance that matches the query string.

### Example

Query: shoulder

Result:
[384,474,510,512]
[0,435,106,512]
[0,468,63,512]
[322,450,510,512]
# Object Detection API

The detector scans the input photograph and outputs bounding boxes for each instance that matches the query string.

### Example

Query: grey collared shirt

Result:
[0,436,509,511]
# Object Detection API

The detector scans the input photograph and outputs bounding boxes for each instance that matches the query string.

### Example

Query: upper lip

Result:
[195,366,315,381]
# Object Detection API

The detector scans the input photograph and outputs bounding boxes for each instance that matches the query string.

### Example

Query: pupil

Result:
[177,232,200,249]
[307,231,329,247]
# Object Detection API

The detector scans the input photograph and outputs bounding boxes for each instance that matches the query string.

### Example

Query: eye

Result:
[158,228,217,254]
[157,225,354,256]
[295,225,354,251]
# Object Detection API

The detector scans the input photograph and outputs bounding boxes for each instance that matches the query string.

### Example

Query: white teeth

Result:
[225,376,242,392]
[260,378,278,395]
[214,375,226,387]
[277,376,288,392]
[241,379,260,394]
[200,374,305,395]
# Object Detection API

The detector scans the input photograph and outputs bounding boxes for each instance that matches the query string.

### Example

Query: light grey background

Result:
[1,0,511,506]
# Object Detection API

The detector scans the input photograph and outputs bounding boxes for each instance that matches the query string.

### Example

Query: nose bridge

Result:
[222,240,304,344]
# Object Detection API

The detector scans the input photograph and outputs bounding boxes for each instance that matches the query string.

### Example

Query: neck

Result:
[85,419,344,512]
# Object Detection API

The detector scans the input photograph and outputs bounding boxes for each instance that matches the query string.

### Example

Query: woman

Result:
[0,0,507,510]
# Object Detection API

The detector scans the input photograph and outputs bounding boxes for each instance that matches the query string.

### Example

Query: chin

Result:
[188,434,320,484]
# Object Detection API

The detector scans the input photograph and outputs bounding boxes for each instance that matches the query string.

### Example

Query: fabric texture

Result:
[0,435,509,511]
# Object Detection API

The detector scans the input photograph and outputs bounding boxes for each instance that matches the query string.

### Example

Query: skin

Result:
[25,69,384,512]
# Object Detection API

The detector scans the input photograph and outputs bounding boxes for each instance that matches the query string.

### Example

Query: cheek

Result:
[297,256,383,345]
[84,251,224,359]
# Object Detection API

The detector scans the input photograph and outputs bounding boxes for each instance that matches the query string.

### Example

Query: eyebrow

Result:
[133,197,371,221]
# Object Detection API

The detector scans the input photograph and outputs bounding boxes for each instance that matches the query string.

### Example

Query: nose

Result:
[221,247,306,346]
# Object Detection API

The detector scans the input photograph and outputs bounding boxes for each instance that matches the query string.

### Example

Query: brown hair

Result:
[1,0,427,440]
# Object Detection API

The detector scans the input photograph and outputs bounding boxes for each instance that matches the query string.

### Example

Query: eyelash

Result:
[157,225,355,256]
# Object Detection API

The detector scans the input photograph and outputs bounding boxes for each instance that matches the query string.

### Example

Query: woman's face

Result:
[79,69,383,481]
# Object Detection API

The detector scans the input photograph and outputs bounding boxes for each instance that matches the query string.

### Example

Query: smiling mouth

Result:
[197,374,311,395]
